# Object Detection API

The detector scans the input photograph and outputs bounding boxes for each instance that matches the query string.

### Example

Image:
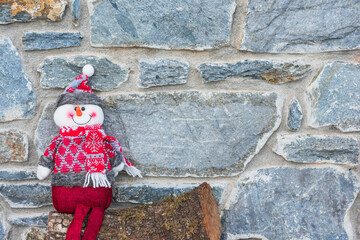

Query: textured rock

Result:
[113,182,226,204]
[23,32,82,50]
[72,0,80,26]
[0,0,67,24]
[0,183,51,208]
[139,59,189,88]
[0,211,9,240]
[38,56,129,91]
[222,167,360,240]
[307,61,360,132]
[287,98,302,131]
[36,92,283,177]
[273,134,359,165]
[0,169,36,180]
[22,228,46,240]
[0,38,36,122]
[9,213,48,227]
[240,0,360,53]
[0,130,28,163]
[89,0,236,50]
[197,60,311,83]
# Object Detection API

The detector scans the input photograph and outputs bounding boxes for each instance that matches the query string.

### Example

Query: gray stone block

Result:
[89,0,236,50]
[287,98,302,131]
[139,59,189,88]
[240,0,360,53]
[113,182,226,204]
[0,184,51,208]
[72,0,80,26]
[9,213,48,227]
[0,38,36,122]
[38,56,129,91]
[0,0,67,24]
[0,130,28,163]
[222,167,360,240]
[0,169,36,180]
[273,134,359,165]
[197,60,311,83]
[22,228,46,240]
[36,91,283,177]
[23,32,82,50]
[307,61,360,132]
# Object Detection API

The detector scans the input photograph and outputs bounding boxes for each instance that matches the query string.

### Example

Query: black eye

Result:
[74,107,77,111]
[81,107,85,111]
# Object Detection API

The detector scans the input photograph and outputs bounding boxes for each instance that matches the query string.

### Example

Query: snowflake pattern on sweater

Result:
[44,126,116,174]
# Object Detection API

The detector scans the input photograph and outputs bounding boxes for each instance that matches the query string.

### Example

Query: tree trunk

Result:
[46,182,221,240]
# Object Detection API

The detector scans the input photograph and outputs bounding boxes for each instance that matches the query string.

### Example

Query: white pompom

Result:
[82,64,94,77]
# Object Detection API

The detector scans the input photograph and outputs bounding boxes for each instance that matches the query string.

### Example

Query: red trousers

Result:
[52,186,112,240]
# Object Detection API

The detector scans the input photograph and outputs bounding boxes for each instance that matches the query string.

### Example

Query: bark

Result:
[46,182,221,240]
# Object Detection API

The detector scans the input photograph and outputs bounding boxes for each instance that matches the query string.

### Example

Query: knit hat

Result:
[56,65,102,108]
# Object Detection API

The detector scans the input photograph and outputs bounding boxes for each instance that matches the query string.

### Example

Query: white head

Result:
[54,104,104,128]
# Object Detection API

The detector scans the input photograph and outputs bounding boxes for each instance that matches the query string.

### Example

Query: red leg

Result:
[66,204,91,240]
[82,207,105,240]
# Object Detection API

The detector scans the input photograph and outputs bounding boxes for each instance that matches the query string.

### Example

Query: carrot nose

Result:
[75,106,82,117]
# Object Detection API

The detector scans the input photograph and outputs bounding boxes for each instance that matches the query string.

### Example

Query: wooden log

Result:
[46,182,221,240]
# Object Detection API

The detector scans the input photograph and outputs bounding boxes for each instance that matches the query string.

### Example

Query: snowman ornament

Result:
[37,65,142,240]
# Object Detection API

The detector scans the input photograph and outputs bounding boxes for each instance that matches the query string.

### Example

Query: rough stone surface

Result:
[72,0,80,26]
[0,0,67,24]
[197,60,311,83]
[0,211,9,240]
[222,167,360,240]
[0,169,36,180]
[38,56,129,91]
[240,0,360,53]
[139,59,189,88]
[89,0,236,50]
[0,38,36,122]
[23,32,82,50]
[0,130,28,163]
[307,61,360,132]
[36,92,282,177]
[0,184,51,208]
[9,213,48,227]
[22,228,46,240]
[287,98,302,131]
[113,182,225,204]
[273,134,359,165]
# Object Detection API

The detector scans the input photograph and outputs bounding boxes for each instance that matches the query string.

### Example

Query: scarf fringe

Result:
[84,172,111,188]
[124,165,143,178]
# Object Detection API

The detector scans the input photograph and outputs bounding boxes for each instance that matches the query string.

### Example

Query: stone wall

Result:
[0,0,360,239]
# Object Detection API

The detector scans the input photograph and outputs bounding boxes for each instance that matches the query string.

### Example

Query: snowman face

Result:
[54,104,104,128]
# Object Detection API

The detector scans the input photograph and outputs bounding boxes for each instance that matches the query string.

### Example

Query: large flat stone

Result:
[0,0,67,24]
[0,130,28,163]
[240,0,360,53]
[307,61,360,132]
[139,59,189,88]
[287,97,302,131]
[0,169,36,180]
[113,182,226,204]
[38,56,129,91]
[23,32,82,51]
[0,184,51,208]
[273,134,359,165]
[89,0,236,50]
[9,213,48,227]
[197,60,311,83]
[222,167,360,240]
[0,38,36,122]
[36,91,283,177]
